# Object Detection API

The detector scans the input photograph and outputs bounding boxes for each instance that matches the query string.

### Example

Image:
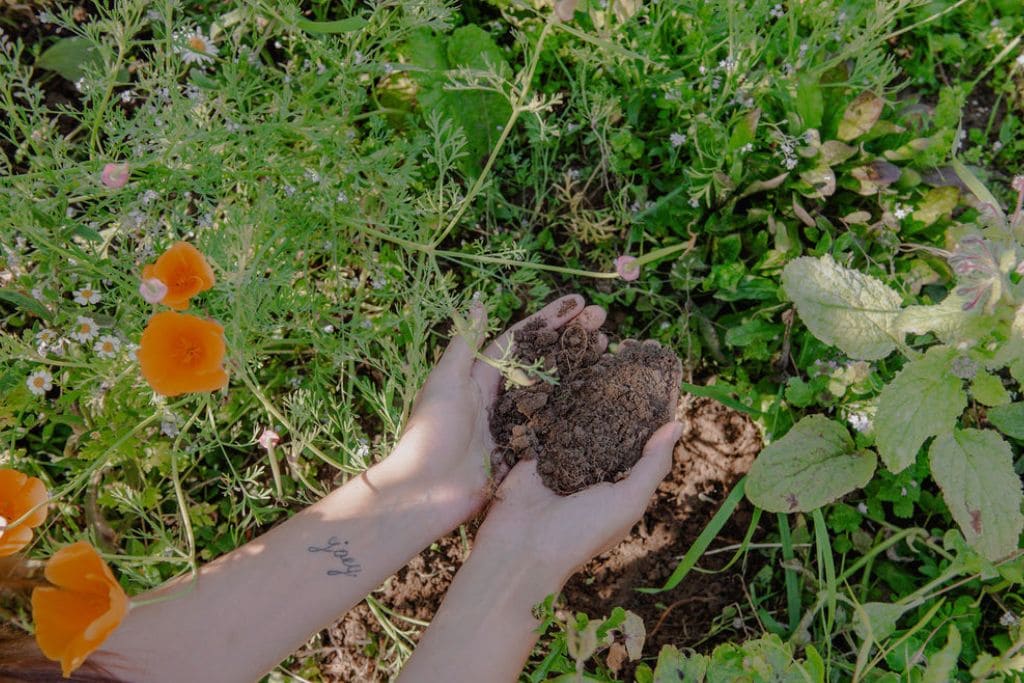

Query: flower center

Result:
[178,337,204,366]
[103,342,114,353]
[80,324,91,334]
[189,36,207,52]
[33,377,45,388]
[82,289,92,298]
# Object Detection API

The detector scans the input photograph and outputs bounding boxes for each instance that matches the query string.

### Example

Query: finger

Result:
[574,304,606,332]
[474,294,585,397]
[614,421,682,500]
[438,301,488,376]
[595,332,609,355]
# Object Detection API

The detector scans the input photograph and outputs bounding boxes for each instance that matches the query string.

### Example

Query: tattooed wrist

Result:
[307,536,362,577]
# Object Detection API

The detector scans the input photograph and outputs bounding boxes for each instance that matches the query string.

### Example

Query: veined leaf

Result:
[875,346,965,473]
[746,415,876,513]
[922,626,961,683]
[782,254,902,360]
[837,92,883,141]
[987,402,1024,440]
[929,428,1024,561]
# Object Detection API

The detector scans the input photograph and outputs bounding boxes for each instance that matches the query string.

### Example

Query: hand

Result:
[378,294,608,522]
[472,420,684,588]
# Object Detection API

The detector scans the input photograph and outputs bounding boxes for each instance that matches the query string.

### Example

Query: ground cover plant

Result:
[2,0,1024,680]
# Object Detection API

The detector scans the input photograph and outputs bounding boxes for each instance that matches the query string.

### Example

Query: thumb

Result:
[438,300,488,376]
[617,421,683,499]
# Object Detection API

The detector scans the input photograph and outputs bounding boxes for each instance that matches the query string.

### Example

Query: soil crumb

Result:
[310,396,762,681]
[490,323,683,495]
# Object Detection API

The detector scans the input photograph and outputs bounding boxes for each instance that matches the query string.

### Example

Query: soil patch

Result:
[311,396,762,680]
[489,322,683,495]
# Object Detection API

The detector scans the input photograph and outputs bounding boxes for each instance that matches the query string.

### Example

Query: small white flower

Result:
[139,278,168,304]
[740,142,754,153]
[323,324,335,333]
[175,28,217,65]
[784,156,798,170]
[304,169,320,183]
[36,328,58,345]
[31,287,44,300]
[848,413,871,433]
[698,64,707,75]
[670,132,687,148]
[689,197,700,208]
[120,90,134,103]
[1017,53,1024,67]
[1001,611,1019,627]
[26,369,53,396]
[161,419,179,438]
[893,206,908,220]
[993,141,1003,152]
[769,4,784,18]
[70,316,99,342]
[856,502,868,515]
[73,283,101,305]
[257,428,281,450]
[336,190,348,203]
[94,335,121,359]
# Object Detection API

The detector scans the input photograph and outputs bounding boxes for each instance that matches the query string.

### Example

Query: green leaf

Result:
[922,625,961,683]
[896,293,984,344]
[782,254,903,361]
[652,645,706,682]
[837,92,884,141]
[987,402,1024,439]
[795,76,823,129]
[746,415,876,513]
[952,159,1006,225]
[876,347,965,473]
[930,429,1024,561]
[727,108,760,152]
[913,186,960,226]
[37,37,106,82]
[853,602,909,642]
[0,288,52,320]
[294,16,367,33]
[971,372,1010,407]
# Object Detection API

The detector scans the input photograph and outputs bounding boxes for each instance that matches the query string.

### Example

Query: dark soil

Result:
[311,395,762,681]
[489,322,683,495]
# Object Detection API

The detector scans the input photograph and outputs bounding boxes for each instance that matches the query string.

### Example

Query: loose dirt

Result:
[489,321,684,495]
[313,395,762,681]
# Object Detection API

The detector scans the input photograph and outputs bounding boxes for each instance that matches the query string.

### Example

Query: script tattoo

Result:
[307,537,362,577]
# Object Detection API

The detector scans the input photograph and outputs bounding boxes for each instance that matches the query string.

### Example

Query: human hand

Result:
[377,294,608,522]
[471,420,683,588]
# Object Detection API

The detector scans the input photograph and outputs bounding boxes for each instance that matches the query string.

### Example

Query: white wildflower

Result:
[70,316,99,342]
[26,369,53,396]
[73,283,101,305]
[174,28,217,65]
[1001,611,1019,627]
[94,335,121,359]
[769,4,784,18]
[670,132,687,148]
[847,413,871,433]
[161,419,179,438]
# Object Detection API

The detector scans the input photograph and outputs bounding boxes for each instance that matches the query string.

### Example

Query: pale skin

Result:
[99,294,682,682]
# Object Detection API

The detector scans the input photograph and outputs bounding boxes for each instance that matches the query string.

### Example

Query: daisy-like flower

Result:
[26,369,53,396]
[174,27,217,65]
[94,335,121,359]
[73,283,101,305]
[70,316,99,343]
[669,132,687,148]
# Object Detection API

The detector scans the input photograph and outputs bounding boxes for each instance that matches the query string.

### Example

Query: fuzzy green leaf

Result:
[875,346,965,473]
[896,293,985,344]
[922,626,961,683]
[853,602,909,642]
[746,415,876,513]
[971,372,1010,407]
[782,254,902,360]
[987,402,1024,440]
[913,186,960,226]
[929,429,1024,561]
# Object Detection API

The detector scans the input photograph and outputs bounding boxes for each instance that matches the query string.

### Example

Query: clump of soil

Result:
[310,396,763,681]
[489,321,683,494]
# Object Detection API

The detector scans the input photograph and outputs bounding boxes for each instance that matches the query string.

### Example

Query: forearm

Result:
[102,441,470,682]
[398,542,566,683]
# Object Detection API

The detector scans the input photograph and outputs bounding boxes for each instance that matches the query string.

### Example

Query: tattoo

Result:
[308,536,362,577]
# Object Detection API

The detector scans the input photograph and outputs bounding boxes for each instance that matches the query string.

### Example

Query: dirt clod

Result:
[490,323,683,494]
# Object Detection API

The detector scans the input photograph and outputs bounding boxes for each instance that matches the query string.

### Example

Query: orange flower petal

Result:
[0,469,49,557]
[31,542,129,679]
[138,311,229,396]
[140,242,215,310]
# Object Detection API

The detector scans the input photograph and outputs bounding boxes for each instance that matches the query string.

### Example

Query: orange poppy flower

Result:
[141,241,215,310]
[31,541,129,678]
[138,311,229,396]
[0,468,48,557]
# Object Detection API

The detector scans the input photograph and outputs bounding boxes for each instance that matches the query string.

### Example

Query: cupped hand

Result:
[471,420,683,587]
[380,294,608,521]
